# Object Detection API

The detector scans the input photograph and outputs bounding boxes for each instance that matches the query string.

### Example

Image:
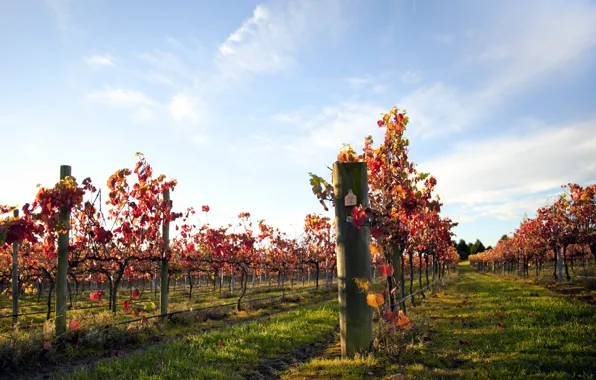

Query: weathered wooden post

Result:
[553,207,563,281]
[12,209,19,326]
[160,189,171,320]
[55,165,71,336]
[333,162,373,359]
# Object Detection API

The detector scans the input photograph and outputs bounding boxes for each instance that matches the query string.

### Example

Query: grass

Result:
[55,301,340,380]
[282,262,596,379]
[0,280,335,332]
[476,261,596,305]
[2,288,337,378]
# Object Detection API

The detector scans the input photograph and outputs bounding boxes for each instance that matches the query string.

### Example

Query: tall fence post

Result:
[55,165,71,336]
[333,162,373,359]
[12,209,19,326]
[160,189,171,321]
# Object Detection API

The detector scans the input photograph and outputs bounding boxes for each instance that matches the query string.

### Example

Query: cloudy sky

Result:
[1,0,595,246]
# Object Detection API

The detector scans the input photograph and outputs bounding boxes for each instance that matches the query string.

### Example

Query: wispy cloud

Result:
[401,70,422,84]
[84,54,115,67]
[345,75,374,89]
[132,107,154,122]
[419,117,596,214]
[475,1,596,100]
[215,0,345,81]
[137,49,197,84]
[283,101,386,155]
[87,88,158,108]
[399,83,481,138]
[168,92,202,124]
[394,1,596,139]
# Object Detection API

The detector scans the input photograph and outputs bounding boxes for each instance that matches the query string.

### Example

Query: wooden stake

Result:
[12,209,19,326]
[333,162,373,359]
[55,165,71,336]
[160,189,171,321]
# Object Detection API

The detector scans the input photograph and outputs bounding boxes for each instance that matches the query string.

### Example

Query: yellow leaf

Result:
[354,277,370,292]
[366,292,384,308]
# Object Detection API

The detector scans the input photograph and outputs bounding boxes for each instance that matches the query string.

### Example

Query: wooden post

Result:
[160,189,170,320]
[12,209,19,326]
[55,165,71,336]
[333,162,373,359]
[554,206,563,281]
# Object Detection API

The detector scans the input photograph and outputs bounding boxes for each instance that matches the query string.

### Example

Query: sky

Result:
[1,0,596,247]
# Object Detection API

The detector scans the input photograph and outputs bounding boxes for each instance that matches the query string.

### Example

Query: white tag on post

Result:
[344,189,357,206]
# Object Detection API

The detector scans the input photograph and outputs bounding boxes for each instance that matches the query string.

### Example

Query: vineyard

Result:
[1,107,595,379]
[469,184,596,281]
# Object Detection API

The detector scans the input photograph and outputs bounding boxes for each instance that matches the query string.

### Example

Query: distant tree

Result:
[472,239,486,255]
[499,234,509,242]
[456,239,470,260]
[486,245,493,251]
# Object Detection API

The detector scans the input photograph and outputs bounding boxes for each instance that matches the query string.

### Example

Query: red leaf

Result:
[123,300,131,311]
[382,308,398,322]
[381,263,394,277]
[371,226,384,239]
[132,289,140,299]
[70,319,81,331]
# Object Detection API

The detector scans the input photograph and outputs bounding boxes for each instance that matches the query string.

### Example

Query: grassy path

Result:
[284,262,596,379]
[399,262,596,378]
[52,301,339,379]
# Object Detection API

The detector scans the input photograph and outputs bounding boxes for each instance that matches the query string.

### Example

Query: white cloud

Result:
[399,83,482,138]
[216,4,294,76]
[193,134,211,145]
[169,93,201,123]
[283,101,387,155]
[84,54,115,67]
[476,1,596,100]
[345,75,374,89]
[132,107,154,121]
[87,88,158,108]
[401,70,422,84]
[400,1,596,139]
[137,50,197,84]
[419,118,596,212]
[270,112,304,125]
[215,0,345,80]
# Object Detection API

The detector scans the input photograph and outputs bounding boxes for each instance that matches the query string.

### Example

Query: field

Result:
[3,262,594,379]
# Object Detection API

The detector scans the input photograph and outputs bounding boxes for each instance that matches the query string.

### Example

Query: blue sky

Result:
[1,0,596,247]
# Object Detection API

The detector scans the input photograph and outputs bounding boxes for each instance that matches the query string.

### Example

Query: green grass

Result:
[1,288,337,378]
[283,262,596,379]
[0,280,336,334]
[56,302,339,380]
